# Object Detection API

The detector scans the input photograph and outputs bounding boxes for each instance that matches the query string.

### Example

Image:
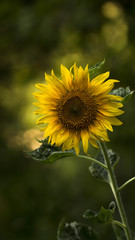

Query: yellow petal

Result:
[90,125,110,142]
[33,91,45,98]
[101,101,123,110]
[35,83,47,92]
[50,128,66,146]
[89,134,99,148]
[81,129,89,153]
[107,94,123,101]
[48,135,52,144]
[45,73,66,94]
[99,108,124,117]
[34,109,47,115]
[98,117,113,132]
[106,117,123,126]
[60,64,73,90]
[33,102,45,107]
[90,71,110,85]
[51,131,59,145]
[40,125,48,132]
[73,134,80,155]
[36,115,57,124]
[91,80,119,96]
[62,137,73,151]
[74,63,89,89]
[56,131,69,146]
[35,83,60,98]
[43,123,61,138]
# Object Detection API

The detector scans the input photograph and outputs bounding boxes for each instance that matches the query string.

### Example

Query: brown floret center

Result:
[57,89,98,130]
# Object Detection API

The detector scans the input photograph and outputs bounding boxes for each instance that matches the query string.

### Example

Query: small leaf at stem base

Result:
[57,221,98,240]
[83,202,116,224]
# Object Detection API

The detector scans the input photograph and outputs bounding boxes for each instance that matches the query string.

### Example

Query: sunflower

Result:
[33,63,123,155]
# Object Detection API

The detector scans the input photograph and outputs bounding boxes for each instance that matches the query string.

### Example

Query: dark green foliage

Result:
[89,149,119,183]
[110,87,134,104]
[29,138,76,163]
[107,149,120,169]
[89,160,108,183]
[57,221,98,240]
[89,59,105,80]
[83,202,116,224]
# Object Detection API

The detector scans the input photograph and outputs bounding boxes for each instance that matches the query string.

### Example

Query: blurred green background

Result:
[0,0,135,239]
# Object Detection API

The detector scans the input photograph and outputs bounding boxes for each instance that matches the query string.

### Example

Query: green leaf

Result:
[29,138,76,163]
[107,149,120,169]
[89,160,108,183]
[83,202,115,224]
[89,148,119,182]
[89,59,105,80]
[57,221,98,240]
[110,86,134,104]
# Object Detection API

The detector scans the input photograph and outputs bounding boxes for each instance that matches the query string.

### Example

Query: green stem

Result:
[99,142,132,240]
[118,177,135,192]
[112,220,126,229]
[77,154,107,169]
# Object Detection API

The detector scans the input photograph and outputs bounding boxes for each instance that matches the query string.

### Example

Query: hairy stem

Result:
[99,142,132,240]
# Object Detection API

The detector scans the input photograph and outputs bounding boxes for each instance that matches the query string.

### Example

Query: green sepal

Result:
[57,221,98,240]
[110,86,134,104]
[89,59,105,80]
[83,202,116,224]
[29,138,76,163]
[89,148,119,183]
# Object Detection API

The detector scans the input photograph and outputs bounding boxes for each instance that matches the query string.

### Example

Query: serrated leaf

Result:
[83,202,115,224]
[89,148,119,183]
[89,146,108,183]
[97,148,119,168]
[89,161,109,183]
[29,138,76,163]
[107,149,120,169]
[110,87,134,104]
[89,59,105,80]
[57,221,98,240]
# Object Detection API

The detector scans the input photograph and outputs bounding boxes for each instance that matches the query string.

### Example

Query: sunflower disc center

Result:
[64,96,85,119]
[57,90,98,130]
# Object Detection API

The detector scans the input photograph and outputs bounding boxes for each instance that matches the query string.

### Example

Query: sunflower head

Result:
[33,63,123,155]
